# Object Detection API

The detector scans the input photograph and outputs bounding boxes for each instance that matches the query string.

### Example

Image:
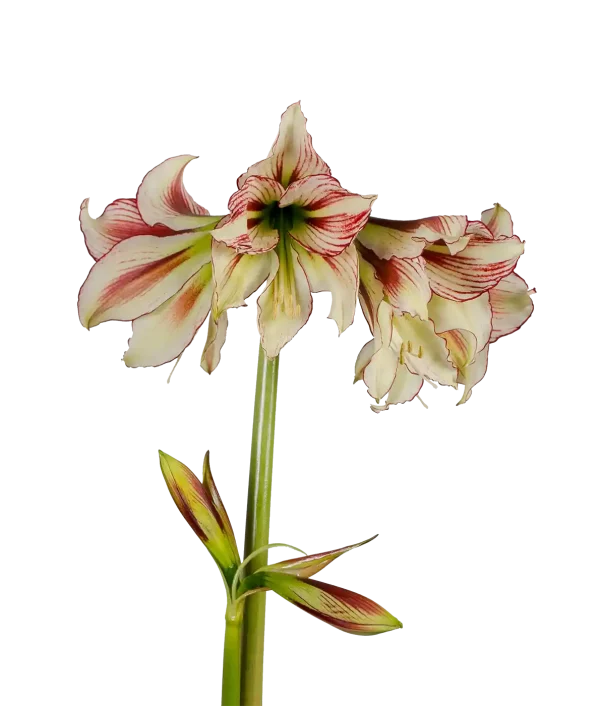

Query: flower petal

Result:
[364,346,399,402]
[457,345,489,405]
[238,101,331,189]
[212,177,284,253]
[488,273,535,343]
[357,215,468,260]
[158,451,240,579]
[423,234,525,301]
[249,573,402,636]
[80,198,175,260]
[78,231,212,329]
[212,240,277,318]
[123,264,212,368]
[264,536,377,579]
[281,175,376,257]
[201,312,228,374]
[357,258,385,333]
[354,339,376,382]
[371,363,423,412]
[293,242,358,334]
[358,243,430,319]
[481,203,514,239]
[428,293,492,353]
[439,329,478,374]
[357,217,426,260]
[137,155,219,231]
[257,243,312,357]
[202,452,240,565]
[394,314,457,387]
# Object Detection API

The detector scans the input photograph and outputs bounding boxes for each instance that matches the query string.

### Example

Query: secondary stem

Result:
[222,611,242,706]
[240,345,280,705]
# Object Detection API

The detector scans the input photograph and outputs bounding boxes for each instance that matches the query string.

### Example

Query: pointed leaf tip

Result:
[261,535,379,579]
[158,451,240,576]
[248,573,402,636]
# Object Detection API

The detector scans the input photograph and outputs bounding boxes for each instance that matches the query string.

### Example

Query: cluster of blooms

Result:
[78,103,533,408]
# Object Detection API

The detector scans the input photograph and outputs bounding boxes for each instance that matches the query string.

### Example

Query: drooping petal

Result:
[265,536,377,579]
[293,242,358,334]
[257,242,313,358]
[428,293,492,353]
[357,257,385,334]
[158,451,240,578]
[201,312,228,374]
[422,234,525,301]
[137,155,219,231]
[481,203,514,239]
[457,345,489,405]
[123,263,213,367]
[238,101,331,189]
[202,452,240,565]
[212,177,284,253]
[356,217,426,260]
[439,329,478,375]
[281,175,376,257]
[357,215,468,260]
[357,243,430,319]
[211,240,277,318]
[354,339,376,383]
[245,573,402,636]
[371,363,423,412]
[80,198,175,260]
[488,273,535,343]
[364,346,399,402]
[394,314,457,387]
[78,231,212,329]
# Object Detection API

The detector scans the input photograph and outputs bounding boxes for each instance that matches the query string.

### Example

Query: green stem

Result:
[222,610,242,706]
[240,344,280,705]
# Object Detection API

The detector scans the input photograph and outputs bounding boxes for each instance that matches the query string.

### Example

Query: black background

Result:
[70,94,546,704]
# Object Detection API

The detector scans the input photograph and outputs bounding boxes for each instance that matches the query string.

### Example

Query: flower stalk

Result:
[241,345,280,705]
[222,608,243,706]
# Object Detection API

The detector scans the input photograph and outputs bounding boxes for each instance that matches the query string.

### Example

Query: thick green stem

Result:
[222,610,242,706]
[240,345,280,705]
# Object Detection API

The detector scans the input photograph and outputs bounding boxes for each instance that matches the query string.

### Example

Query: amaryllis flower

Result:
[237,537,402,636]
[78,156,228,372]
[209,102,376,358]
[159,450,240,588]
[355,204,534,409]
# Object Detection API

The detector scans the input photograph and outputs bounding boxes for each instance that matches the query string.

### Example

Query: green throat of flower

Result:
[270,205,303,318]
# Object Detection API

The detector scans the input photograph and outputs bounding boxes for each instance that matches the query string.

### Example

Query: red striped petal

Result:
[281,175,376,257]
[488,273,535,342]
[423,234,525,301]
[80,198,175,260]
[237,102,331,189]
[137,155,218,231]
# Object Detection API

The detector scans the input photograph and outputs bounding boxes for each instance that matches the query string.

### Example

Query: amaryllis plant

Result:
[77,102,534,705]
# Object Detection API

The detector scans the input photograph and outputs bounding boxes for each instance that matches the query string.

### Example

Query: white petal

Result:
[394,314,457,387]
[238,102,331,189]
[281,175,376,257]
[124,264,213,367]
[481,203,514,239]
[212,241,277,317]
[201,313,229,374]
[488,273,535,342]
[293,243,358,334]
[428,293,492,353]
[137,155,218,231]
[78,231,211,328]
[423,234,525,301]
[257,243,313,357]
[457,345,489,405]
